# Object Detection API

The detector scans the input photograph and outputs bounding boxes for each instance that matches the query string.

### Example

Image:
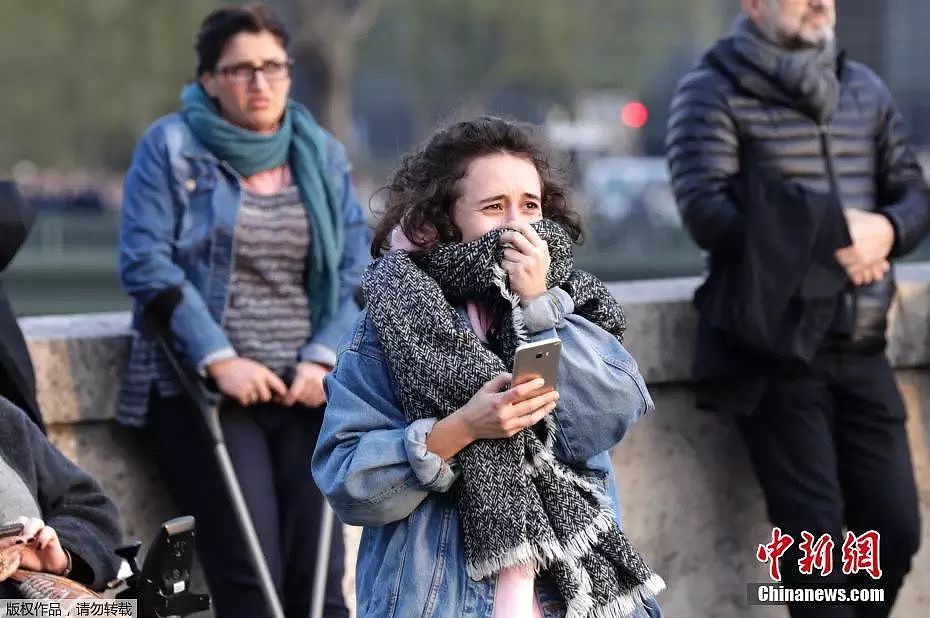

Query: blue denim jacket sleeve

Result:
[300,137,372,366]
[312,332,457,527]
[527,313,655,466]
[118,123,233,368]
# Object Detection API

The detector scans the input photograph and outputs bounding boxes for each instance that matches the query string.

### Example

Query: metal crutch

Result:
[146,306,285,618]
[310,504,334,618]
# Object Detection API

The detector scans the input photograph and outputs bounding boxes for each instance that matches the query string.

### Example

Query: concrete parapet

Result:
[21,264,930,616]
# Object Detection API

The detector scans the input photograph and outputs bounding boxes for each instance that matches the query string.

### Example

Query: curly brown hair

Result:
[371,116,582,257]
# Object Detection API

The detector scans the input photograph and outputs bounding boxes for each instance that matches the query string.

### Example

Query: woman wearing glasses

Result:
[116,4,368,616]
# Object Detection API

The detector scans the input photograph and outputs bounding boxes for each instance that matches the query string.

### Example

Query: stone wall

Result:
[21,265,930,617]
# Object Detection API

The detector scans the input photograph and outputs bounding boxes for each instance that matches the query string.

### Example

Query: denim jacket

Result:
[312,288,662,617]
[116,113,371,425]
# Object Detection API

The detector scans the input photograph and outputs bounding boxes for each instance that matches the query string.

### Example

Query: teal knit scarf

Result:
[180,83,344,329]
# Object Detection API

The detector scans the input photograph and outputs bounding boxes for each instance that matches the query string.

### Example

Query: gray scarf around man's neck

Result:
[362,220,663,617]
[732,14,840,123]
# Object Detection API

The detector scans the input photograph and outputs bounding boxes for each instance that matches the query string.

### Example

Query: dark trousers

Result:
[148,394,348,618]
[737,352,921,618]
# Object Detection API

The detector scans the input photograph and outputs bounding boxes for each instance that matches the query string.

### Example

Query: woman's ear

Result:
[199,73,217,98]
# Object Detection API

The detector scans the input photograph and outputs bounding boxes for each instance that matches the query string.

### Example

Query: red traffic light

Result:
[621,101,649,129]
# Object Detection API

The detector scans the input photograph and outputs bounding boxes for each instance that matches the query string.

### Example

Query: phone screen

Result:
[0,522,25,539]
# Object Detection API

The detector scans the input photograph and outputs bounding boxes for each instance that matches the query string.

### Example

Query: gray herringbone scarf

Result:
[363,219,664,617]
[732,15,840,123]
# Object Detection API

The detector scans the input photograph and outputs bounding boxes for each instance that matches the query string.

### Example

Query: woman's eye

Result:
[525,202,541,210]
[483,203,503,211]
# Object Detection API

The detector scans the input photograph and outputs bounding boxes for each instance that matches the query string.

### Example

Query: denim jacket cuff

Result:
[522,286,575,333]
[196,347,238,377]
[299,342,338,368]
[404,418,457,493]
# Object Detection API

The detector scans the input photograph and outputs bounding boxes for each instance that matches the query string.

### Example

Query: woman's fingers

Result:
[264,371,288,399]
[33,526,58,551]
[500,229,536,256]
[484,373,513,393]
[16,517,43,543]
[511,389,559,418]
[500,389,559,434]
[282,372,306,406]
[501,248,525,264]
[507,221,545,248]
[232,365,289,405]
[299,382,326,408]
[500,378,546,404]
[254,377,272,403]
[519,401,558,429]
[504,397,559,434]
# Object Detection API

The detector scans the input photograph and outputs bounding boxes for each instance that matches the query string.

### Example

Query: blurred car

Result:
[580,156,680,227]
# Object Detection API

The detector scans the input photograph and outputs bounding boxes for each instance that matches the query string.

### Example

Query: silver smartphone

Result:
[512,337,561,398]
[0,522,24,539]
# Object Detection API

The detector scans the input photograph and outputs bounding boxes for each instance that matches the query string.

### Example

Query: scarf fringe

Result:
[563,556,595,618]
[525,441,616,514]
[543,411,557,450]
[465,505,618,583]
[492,263,529,344]
[589,574,667,618]
[560,508,617,561]
[466,539,560,581]
[564,592,596,618]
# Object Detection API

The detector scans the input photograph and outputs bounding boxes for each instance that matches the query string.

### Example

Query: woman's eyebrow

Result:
[478,192,540,204]
[478,194,507,204]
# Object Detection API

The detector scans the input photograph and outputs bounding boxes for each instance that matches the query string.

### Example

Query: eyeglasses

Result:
[214,59,293,84]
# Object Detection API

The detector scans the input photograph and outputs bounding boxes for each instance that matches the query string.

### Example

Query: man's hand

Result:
[834,209,895,286]
[281,362,330,408]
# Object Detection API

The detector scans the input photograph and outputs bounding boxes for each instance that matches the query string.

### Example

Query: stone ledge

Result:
[23,312,132,426]
[22,264,930,425]
[609,263,930,383]
[19,272,930,617]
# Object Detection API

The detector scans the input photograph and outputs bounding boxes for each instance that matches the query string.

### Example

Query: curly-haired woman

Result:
[313,116,664,617]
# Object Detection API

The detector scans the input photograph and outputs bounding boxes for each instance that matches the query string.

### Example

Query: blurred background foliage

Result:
[0,0,730,172]
[1,0,928,314]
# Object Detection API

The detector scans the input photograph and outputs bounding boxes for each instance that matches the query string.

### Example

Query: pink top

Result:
[242,164,291,195]
[493,564,544,618]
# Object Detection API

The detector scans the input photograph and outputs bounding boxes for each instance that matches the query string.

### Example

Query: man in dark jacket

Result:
[0,396,122,597]
[0,180,43,432]
[667,0,927,615]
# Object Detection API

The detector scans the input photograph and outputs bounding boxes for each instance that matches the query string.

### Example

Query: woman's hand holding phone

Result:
[0,518,70,581]
[425,373,559,460]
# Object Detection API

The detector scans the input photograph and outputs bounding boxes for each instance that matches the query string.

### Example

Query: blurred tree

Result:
[361,0,589,137]
[0,0,218,172]
[275,0,387,153]
[356,0,728,156]
[0,0,731,172]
